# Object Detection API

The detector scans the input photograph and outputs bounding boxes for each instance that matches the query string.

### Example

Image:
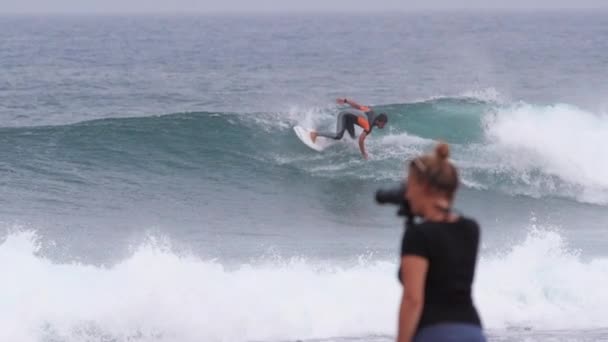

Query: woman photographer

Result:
[397,142,485,342]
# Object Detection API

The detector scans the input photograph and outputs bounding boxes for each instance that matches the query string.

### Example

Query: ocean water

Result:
[1,11,608,342]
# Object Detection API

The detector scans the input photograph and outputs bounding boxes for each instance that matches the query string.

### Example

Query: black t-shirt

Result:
[400,217,482,332]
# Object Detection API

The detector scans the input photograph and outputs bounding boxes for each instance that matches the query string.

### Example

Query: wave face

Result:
[3,228,608,342]
[2,96,607,205]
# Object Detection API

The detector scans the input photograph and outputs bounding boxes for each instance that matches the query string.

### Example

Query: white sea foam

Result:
[2,228,607,342]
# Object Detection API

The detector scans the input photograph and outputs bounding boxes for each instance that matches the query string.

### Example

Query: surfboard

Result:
[293,125,324,152]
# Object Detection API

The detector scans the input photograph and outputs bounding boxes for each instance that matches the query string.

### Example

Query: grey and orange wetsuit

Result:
[316,109,377,140]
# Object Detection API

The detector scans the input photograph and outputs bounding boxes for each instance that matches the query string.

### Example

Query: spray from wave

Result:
[483,103,608,203]
[368,100,608,204]
[3,226,608,342]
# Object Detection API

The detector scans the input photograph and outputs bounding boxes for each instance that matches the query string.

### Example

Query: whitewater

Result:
[3,227,608,342]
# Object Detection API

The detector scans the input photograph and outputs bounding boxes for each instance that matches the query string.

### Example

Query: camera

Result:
[375,183,412,218]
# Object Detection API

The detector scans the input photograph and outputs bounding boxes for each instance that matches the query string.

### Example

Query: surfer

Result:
[310,98,387,160]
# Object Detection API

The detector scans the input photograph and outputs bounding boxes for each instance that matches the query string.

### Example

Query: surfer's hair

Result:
[409,142,459,200]
[375,113,388,123]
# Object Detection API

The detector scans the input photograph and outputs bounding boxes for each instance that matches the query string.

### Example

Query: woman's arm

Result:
[397,255,429,342]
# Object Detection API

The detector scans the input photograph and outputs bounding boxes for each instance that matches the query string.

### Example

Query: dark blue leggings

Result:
[414,324,486,342]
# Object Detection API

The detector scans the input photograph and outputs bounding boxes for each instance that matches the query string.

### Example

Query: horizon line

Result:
[1,7,607,16]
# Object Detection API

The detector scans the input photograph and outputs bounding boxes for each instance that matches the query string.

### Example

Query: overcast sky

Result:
[1,0,607,13]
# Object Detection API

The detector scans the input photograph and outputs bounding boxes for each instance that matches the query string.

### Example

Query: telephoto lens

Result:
[375,183,412,218]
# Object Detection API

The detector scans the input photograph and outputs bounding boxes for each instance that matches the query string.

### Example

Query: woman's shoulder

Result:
[455,216,481,239]
[417,215,480,232]
[458,215,479,226]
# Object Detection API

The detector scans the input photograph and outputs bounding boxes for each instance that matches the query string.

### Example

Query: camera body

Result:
[375,183,412,219]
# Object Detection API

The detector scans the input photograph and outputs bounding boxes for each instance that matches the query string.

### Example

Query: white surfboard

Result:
[293,125,324,152]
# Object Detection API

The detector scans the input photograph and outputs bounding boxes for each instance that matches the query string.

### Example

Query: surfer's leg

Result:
[314,112,350,140]
[346,122,356,139]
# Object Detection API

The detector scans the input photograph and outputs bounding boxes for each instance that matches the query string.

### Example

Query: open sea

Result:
[1,11,608,342]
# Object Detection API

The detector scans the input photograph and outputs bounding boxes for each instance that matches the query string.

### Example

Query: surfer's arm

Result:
[337,98,371,112]
[397,256,427,342]
[358,131,368,160]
